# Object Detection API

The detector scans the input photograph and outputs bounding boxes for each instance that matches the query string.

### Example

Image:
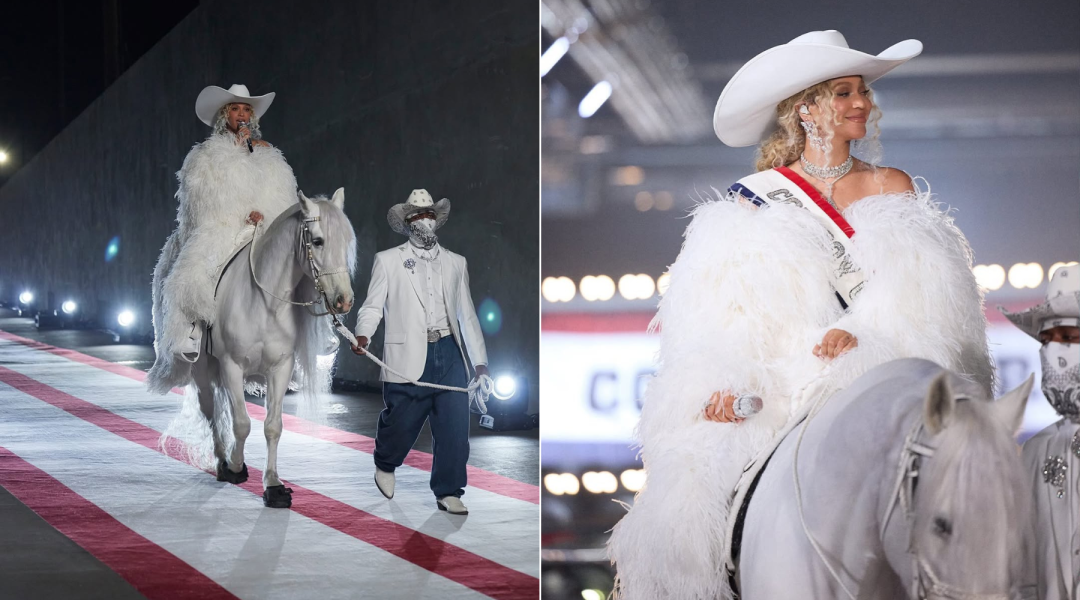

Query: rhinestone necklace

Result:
[800,153,853,181]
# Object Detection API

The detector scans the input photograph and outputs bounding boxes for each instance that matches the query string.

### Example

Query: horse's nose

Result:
[336,295,353,313]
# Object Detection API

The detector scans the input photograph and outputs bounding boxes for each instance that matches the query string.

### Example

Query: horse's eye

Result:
[312,238,324,247]
[932,516,952,538]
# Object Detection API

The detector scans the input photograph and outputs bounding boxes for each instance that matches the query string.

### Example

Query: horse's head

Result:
[910,371,1034,598]
[297,189,356,314]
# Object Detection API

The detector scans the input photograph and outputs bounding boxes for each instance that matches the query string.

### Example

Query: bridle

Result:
[881,420,1015,600]
[249,214,348,317]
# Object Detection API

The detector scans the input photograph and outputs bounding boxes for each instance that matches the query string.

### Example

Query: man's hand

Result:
[475,365,490,378]
[246,211,264,225]
[351,335,369,355]
[813,328,858,360]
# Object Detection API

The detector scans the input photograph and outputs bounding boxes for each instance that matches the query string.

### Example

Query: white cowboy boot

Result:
[374,467,395,499]
[437,496,469,515]
[179,322,202,363]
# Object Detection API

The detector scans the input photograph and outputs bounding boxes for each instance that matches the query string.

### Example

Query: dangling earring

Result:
[800,120,824,150]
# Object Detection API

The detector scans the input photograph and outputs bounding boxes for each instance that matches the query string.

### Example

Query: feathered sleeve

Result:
[825,192,994,396]
[609,196,845,600]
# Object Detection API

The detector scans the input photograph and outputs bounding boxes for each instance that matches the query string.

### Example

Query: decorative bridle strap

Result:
[248,217,344,317]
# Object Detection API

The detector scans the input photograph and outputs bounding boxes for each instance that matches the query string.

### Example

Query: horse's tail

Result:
[147,230,194,394]
[159,382,233,471]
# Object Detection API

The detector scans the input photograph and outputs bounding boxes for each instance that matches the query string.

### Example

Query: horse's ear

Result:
[331,187,345,209]
[923,371,956,435]
[298,190,315,215]
[990,373,1034,435]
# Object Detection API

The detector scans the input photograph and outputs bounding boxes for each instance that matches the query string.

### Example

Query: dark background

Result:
[0,0,539,389]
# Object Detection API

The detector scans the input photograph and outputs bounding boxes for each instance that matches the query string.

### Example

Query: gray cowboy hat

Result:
[1000,264,1080,340]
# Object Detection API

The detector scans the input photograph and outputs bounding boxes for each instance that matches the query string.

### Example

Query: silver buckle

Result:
[427,329,441,343]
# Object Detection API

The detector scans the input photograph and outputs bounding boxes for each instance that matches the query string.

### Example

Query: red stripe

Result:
[0,445,239,600]
[775,166,856,238]
[0,329,538,504]
[0,366,538,599]
[541,312,656,333]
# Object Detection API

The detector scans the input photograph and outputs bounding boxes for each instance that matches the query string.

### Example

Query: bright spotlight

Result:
[582,470,619,494]
[117,310,135,327]
[972,264,1006,292]
[578,81,613,118]
[18,291,33,305]
[540,37,570,76]
[1008,262,1044,290]
[581,591,605,600]
[657,273,672,295]
[61,301,77,315]
[543,473,580,496]
[620,469,647,492]
[0,150,8,164]
[495,376,517,399]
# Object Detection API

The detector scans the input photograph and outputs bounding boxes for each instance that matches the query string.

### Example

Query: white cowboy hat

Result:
[1000,264,1080,340]
[387,189,451,236]
[712,30,923,147]
[195,84,276,126]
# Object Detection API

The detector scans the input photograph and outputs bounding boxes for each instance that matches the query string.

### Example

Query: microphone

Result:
[239,120,253,153]
[732,394,764,419]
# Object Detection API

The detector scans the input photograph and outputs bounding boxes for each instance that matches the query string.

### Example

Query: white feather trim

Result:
[608,191,992,600]
[148,134,298,394]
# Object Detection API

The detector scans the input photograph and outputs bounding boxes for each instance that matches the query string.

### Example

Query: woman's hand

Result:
[703,391,742,423]
[246,211,264,225]
[813,328,858,360]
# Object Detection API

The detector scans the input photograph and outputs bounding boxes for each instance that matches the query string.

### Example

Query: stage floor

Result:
[0,313,538,599]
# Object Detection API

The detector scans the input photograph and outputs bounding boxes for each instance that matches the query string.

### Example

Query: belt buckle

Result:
[427,329,440,343]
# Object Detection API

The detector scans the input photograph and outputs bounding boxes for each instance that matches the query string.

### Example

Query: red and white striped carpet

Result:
[0,330,538,599]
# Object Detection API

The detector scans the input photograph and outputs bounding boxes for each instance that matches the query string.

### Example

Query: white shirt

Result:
[411,244,449,330]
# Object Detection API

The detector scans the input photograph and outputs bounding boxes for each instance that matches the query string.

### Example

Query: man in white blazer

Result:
[351,189,489,515]
[1002,264,1080,600]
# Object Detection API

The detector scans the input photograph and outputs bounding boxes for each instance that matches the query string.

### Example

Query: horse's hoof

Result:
[263,485,293,508]
[216,459,248,484]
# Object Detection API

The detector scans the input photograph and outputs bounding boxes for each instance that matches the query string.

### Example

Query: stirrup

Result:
[179,322,202,363]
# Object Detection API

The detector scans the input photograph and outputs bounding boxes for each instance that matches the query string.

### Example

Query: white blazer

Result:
[354,242,488,384]
[1022,419,1080,600]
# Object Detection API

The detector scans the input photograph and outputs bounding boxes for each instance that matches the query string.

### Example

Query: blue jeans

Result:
[374,335,470,498]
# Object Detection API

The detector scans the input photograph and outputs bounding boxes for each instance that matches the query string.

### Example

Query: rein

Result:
[248,215,503,413]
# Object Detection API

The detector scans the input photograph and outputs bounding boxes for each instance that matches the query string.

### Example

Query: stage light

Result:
[540,37,570,76]
[61,301,77,314]
[578,81,612,118]
[1050,261,1079,279]
[609,166,644,186]
[543,473,580,496]
[634,191,654,212]
[618,274,656,300]
[620,469,647,492]
[655,191,674,211]
[105,236,120,262]
[581,591,604,600]
[495,375,517,399]
[580,275,615,302]
[542,276,576,303]
[117,310,135,327]
[1008,262,1043,289]
[0,150,8,164]
[582,471,619,494]
[972,264,1006,292]
[657,273,671,295]
[18,291,33,305]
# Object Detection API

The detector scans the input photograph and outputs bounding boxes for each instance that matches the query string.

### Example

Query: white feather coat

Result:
[607,191,993,600]
[148,133,298,393]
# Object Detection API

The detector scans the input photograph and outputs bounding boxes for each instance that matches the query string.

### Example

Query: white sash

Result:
[731,168,867,307]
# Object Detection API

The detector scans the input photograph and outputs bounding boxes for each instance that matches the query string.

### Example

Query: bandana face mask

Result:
[1041,342,1080,423]
[408,217,438,250]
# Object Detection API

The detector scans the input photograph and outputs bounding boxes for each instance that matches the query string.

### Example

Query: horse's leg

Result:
[261,361,294,508]
[218,357,252,484]
[192,355,226,464]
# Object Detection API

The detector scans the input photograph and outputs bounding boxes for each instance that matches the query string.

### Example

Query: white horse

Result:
[183,189,356,508]
[735,358,1034,599]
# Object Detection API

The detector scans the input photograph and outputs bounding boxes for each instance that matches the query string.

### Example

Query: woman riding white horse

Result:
[148,84,299,394]
[608,31,994,599]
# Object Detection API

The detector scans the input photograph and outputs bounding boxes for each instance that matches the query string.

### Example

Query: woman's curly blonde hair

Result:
[212,103,263,139]
[754,77,882,172]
